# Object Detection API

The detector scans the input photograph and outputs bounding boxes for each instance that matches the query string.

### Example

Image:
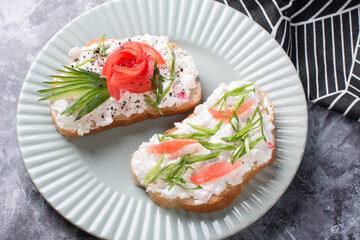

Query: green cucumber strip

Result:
[38,83,96,94]
[61,90,99,116]
[75,90,110,120]
[49,76,90,80]
[38,88,95,101]
[58,66,103,79]
[39,63,110,120]
[43,80,95,86]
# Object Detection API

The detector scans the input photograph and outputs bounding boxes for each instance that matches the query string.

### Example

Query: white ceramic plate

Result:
[17,0,308,239]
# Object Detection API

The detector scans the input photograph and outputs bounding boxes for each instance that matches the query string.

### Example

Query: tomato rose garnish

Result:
[101,41,165,100]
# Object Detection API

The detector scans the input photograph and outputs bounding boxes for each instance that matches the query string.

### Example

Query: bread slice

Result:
[131,82,275,213]
[50,82,201,138]
[48,39,201,138]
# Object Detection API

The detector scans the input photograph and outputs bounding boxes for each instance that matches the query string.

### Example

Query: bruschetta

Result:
[38,34,201,137]
[131,80,275,212]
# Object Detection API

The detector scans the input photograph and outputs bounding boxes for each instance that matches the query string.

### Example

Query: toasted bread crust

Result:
[50,42,201,138]
[51,81,201,138]
[131,85,275,213]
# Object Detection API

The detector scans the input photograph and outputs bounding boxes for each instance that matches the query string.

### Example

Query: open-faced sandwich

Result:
[38,34,201,137]
[131,80,275,212]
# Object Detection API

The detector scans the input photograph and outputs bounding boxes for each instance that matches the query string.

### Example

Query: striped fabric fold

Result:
[218,0,360,120]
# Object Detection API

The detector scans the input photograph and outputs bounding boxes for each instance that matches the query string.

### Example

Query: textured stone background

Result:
[1,0,359,239]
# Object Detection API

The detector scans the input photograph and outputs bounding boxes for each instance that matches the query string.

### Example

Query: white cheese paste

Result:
[50,34,199,136]
[131,81,275,205]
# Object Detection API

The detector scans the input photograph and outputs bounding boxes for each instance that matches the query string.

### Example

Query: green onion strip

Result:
[144,84,268,190]
[144,43,176,115]
[38,66,110,121]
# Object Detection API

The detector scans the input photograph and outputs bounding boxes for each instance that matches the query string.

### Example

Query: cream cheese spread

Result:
[131,81,275,205]
[50,34,199,136]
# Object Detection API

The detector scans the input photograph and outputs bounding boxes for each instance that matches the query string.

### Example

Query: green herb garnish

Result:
[221,106,265,143]
[199,106,266,163]
[144,42,176,115]
[144,84,268,190]
[143,152,221,190]
[76,35,109,68]
[159,120,223,142]
[198,141,236,151]
[210,82,255,117]
[228,106,266,163]
[38,66,110,121]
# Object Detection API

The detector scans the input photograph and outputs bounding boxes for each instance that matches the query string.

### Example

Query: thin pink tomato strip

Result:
[208,99,256,120]
[190,161,243,185]
[147,139,198,154]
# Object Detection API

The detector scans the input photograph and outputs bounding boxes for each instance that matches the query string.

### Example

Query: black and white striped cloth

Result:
[217,0,360,120]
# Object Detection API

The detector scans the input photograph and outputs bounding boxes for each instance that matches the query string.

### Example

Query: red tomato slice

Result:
[209,99,256,120]
[113,87,121,101]
[107,85,121,101]
[106,50,148,84]
[121,42,164,66]
[190,161,243,185]
[109,57,154,93]
[102,51,131,81]
[120,41,143,60]
[126,83,152,93]
[113,81,152,93]
[102,45,142,80]
[147,139,198,154]
[107,84,114,96]
[102,41,165,100]
[139,43,165,65]
[108,82,152,95]
[112,60,147,80]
